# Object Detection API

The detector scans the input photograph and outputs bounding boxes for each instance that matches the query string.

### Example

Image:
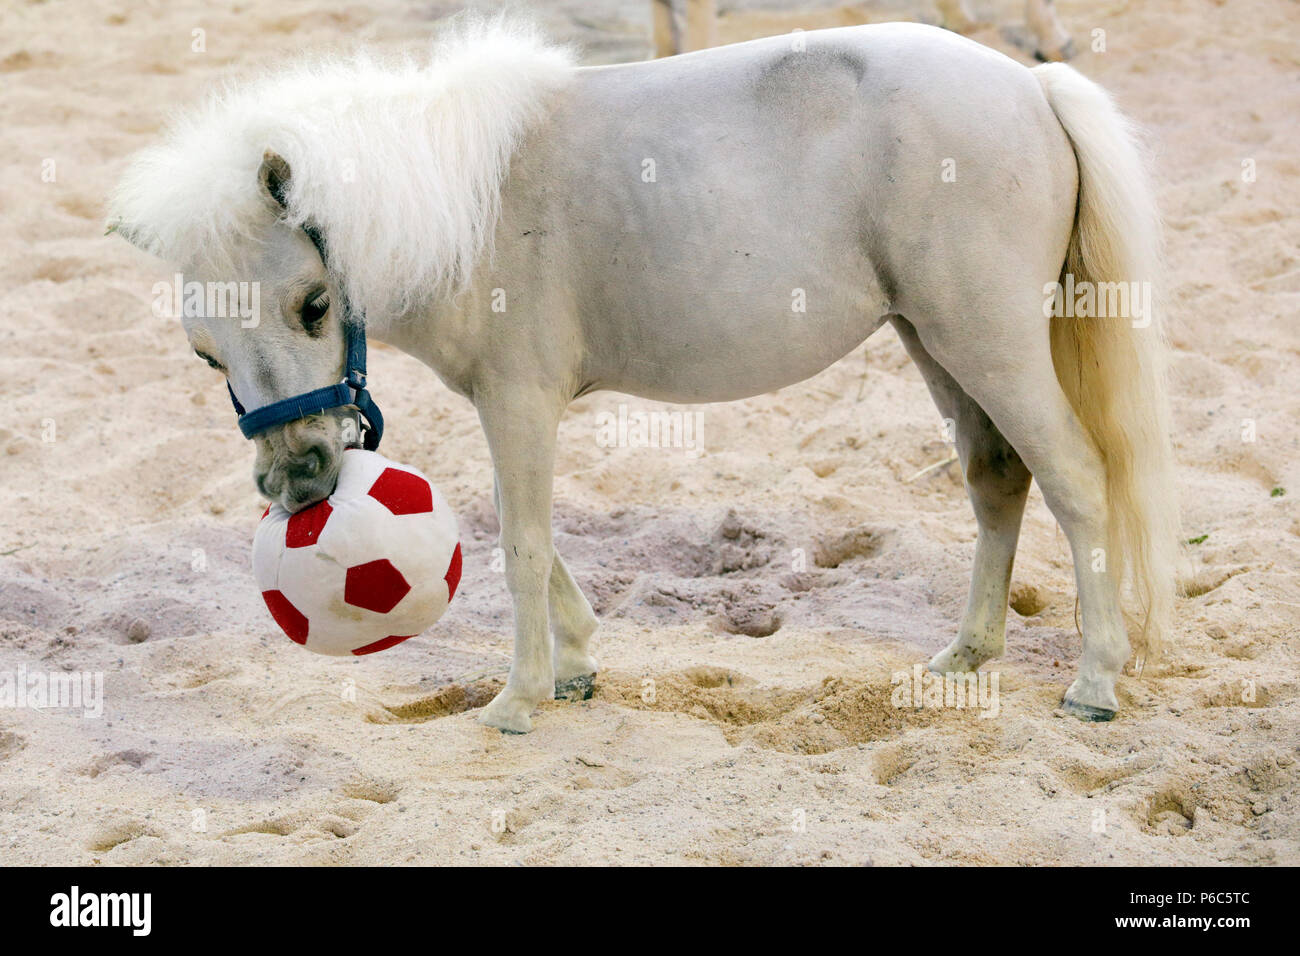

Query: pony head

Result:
[106,18,574,511]
[111,145,355,511]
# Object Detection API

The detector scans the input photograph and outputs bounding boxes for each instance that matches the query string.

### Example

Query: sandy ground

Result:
[1,0,1297,865]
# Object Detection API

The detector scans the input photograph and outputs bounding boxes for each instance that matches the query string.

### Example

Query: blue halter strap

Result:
[225,225,383,451]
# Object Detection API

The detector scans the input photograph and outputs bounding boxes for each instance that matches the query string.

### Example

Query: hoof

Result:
[1061,696,1116,722]
[927,653,975,676]
[478,690,537,734]
[554,673,596,701]
[928,640,998,675]
[479,712,532,734]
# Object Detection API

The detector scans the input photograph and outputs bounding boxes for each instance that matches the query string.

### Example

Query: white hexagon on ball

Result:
[252,449,462,655]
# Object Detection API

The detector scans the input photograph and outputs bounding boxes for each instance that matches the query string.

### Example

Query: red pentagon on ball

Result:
[344,558,411,614]
[262,589,308,644]
[367,467,433,515]
[285,501,333,548]
[351,634,416,656]
[445,542,462,601]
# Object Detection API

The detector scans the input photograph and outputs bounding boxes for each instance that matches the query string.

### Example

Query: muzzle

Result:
[224,223,384,451]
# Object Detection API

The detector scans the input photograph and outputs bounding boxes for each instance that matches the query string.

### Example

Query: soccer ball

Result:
[252,449,462,656]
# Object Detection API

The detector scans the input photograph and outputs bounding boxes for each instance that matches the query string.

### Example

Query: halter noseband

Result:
[225,224,383,451]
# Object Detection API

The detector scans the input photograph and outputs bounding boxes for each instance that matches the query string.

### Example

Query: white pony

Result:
[110,19,1178,733]
[655,0,1075,62]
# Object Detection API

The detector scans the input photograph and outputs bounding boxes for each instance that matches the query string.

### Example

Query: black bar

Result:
[6,866,1280,942]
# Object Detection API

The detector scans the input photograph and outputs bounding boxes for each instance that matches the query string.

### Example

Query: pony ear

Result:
[105,219,159,255]
[258,150,292,209]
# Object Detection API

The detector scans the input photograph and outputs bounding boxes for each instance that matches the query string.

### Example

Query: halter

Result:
[225,224,383,450]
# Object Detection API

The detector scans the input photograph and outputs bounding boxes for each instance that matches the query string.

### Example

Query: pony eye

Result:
[195,350,225,373]
[300,291,330,332]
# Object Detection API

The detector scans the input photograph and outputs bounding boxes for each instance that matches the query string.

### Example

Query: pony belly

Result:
[597,310,888,405]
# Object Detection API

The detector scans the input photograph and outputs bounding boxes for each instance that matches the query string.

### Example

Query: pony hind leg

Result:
[906,299,1128,720]
[891,316,1032,673]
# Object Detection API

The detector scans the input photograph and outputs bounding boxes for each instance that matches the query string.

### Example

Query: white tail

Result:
[1034,63,1179,662]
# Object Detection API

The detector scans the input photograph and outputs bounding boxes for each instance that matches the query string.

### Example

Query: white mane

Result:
[109,18,574,321]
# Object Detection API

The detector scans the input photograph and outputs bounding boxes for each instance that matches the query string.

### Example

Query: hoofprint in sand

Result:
[1,0,1297,864]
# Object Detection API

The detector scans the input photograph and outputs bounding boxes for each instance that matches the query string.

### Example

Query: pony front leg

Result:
[491,478,599,700]
[549,551,598,699]
[477,395,561,734]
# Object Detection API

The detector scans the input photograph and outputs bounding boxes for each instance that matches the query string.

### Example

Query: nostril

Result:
[287,444,329,482]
